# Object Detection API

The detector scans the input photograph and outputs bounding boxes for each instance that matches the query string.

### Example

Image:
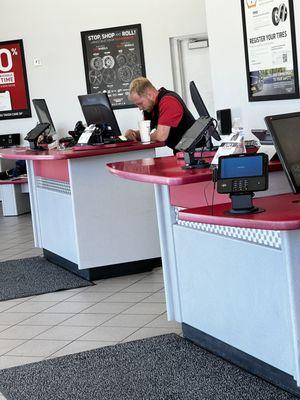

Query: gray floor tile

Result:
[123,327,182,342]
[49,340,117,358]
[146,313,181,329]
[0,355,44,370]
[59,313,115,327]
[122,302,166,315]
[34,325,93,341]
[42,302,94,314]
[121,283,164,293]
[64,291,114,303]
[81,302,133,314]
[18,313,74,326]
[103,314,157,328]
[7,339,71,357]
[0,339,26,356]
[102,292,151,303]
[0,325,50,340]
[0,313,35,326]
[80,326,137,342]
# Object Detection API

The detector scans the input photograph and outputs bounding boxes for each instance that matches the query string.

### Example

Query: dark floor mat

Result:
[0,333,297,400]
[0,256,93,301]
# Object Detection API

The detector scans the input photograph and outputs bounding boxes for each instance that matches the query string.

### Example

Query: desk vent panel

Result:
[175,207,281,249]
[36,177,71,195]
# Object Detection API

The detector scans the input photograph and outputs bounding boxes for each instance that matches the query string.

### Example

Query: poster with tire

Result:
[81,24,146,109]
[0,39,31,120]
[241,0,299,101]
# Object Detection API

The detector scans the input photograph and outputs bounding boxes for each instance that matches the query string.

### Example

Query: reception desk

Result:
[0,142,163,279]
[107,154,300,397]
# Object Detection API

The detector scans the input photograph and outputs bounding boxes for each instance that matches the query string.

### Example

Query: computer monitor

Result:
[175,116,213,153]
[189,81,209,118]
[32,99,56,135]
[78,93,121,136]
[189,81,221,143]
[265,112,300,194]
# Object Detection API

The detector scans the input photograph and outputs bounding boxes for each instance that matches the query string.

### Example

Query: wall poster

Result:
[241,0,299,101]
[81,24,146,109]
[0,39,31,120]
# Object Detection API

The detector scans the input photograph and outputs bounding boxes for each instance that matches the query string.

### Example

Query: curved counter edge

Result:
[0,142,164,161]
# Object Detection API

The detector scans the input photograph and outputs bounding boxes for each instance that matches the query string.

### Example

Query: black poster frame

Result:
[241,0,299,102]
[0,39,31,120]
[81,24,146,109]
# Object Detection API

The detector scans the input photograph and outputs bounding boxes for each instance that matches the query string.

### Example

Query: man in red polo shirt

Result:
[125,77,195,152]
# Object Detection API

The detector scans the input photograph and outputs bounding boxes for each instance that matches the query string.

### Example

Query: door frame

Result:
[169,33,209,103]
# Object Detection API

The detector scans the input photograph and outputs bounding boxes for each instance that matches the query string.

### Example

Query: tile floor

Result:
[0,205,181,387]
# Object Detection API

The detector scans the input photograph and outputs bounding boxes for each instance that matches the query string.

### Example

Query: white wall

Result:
[205,0,300,134]
[0,0,207,141]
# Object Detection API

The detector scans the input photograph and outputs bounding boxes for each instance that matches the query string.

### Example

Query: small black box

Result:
[216,109,232,135]
[0,133,20,147]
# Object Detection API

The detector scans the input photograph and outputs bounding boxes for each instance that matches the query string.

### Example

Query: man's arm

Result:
[150,125,170,142]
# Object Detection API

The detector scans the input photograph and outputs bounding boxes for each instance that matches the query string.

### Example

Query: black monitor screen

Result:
[32,99,56,135]
[189,81,210,118]
[265,112,300,193]
[220,154,264,179]
[78,93,121,136]
[175,116,213,152]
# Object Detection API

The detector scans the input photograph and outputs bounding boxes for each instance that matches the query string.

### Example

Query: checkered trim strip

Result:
[175,207,281,249]
[36,177,71,195]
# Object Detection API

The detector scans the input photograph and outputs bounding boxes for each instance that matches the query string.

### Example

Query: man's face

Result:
[130,92,155,112]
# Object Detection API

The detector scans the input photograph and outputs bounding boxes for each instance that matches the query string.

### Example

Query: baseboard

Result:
[182,323,300,398]
[43,249,161,280]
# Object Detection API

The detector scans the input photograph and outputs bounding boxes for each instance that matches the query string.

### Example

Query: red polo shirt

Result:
[156,95,184,127]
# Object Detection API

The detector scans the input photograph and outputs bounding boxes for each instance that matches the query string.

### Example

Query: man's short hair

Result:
[129,77,156,97]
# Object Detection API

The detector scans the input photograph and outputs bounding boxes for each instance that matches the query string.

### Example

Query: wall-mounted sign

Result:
[81,24,146,109]
[0,39,31,119]
[241,0,299,101]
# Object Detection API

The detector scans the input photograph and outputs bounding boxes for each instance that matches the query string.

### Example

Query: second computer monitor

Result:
[189,81,210,118]
[78,93,121,136]
[32,99,56,135]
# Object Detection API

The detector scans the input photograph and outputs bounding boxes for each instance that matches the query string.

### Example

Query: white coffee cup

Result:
[139,120,151,144]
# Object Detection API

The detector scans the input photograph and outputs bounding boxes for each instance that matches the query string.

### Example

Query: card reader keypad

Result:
[232,179,249,192]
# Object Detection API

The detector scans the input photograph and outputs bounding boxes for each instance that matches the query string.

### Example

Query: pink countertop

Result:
[0,141,163,161]
[0,178,27,185]
[107,155,282,186]
[178,193,300,230]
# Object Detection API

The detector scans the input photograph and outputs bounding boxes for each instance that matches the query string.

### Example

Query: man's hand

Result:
[125,129,140,141]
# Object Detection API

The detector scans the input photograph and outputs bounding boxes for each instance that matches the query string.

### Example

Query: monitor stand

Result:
[182,151,210,170]
[226,192,265,214]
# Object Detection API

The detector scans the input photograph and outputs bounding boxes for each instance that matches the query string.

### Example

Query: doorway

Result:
[170,34,215,119]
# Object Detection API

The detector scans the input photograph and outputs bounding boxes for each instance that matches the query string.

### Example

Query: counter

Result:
[0,142,164,279]
[107,154,300,397]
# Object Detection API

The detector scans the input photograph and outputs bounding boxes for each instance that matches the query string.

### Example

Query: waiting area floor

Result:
[0,205,181,397]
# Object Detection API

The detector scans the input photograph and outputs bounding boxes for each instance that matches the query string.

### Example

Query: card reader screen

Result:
[220,155,263,179]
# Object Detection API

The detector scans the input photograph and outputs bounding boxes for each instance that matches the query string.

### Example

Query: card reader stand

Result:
[183,151,210,169]
[227,192,265,214]
[24,123,50,150]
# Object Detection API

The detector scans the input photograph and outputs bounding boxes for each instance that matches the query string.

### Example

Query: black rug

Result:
[0,256,93,301]
[0,334,297,400]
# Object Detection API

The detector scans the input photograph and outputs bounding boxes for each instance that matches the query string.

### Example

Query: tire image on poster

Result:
[0,39,31,120]
[81,24,146,109]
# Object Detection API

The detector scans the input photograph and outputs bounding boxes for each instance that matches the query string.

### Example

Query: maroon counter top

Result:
[107,155,282,186]
[0,178,27,185]
[178,193,300,230]
[0,142,163,161]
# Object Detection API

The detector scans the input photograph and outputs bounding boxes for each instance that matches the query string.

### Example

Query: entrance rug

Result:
[0,256,93,301]
[0,334,296,400]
